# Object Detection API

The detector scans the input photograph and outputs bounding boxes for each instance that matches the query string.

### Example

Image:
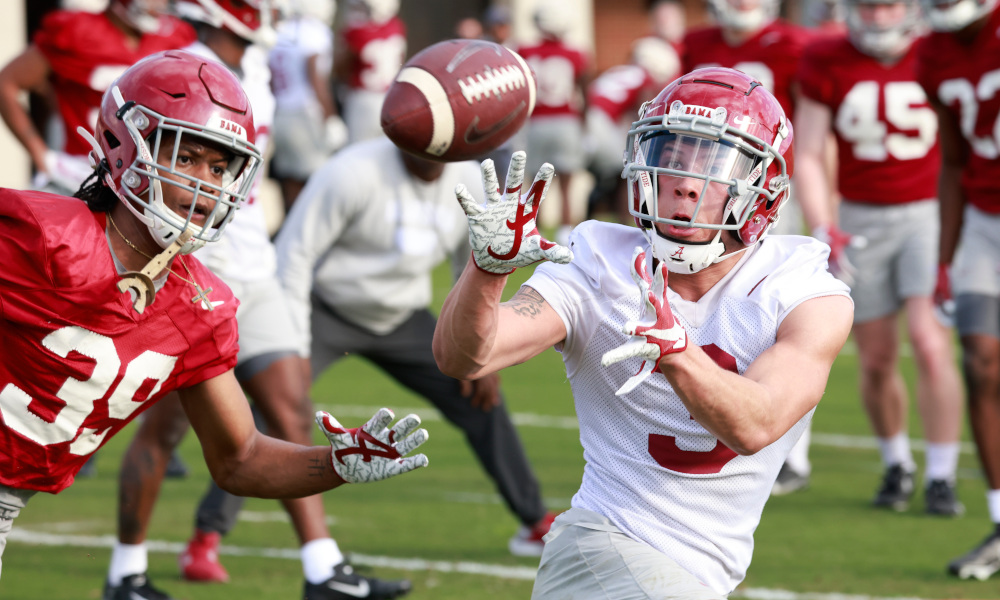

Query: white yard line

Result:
[8,529,926,599]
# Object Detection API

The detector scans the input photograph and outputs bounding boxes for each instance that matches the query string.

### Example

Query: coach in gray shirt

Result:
[275,136,555,556]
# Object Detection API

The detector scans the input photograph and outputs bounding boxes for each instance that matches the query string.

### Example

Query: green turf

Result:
[3,261,996,600]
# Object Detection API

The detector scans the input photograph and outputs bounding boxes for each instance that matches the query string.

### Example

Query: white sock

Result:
[924,442,960,482]
[987,489,1000,525]
[301,538,344,584]
[878,432,915,471]
[784,426,811,476]
[108,542,148,585]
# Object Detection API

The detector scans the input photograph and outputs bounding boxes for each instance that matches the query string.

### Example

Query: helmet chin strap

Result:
[647,228,747,274]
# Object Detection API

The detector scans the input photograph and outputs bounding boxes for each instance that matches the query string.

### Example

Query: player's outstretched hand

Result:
[601,247,687,395]
[316,408,429,484]
[812,225,866,286]
[455,151,573,275]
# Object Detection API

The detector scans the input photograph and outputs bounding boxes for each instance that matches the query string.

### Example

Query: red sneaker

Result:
[179,529,229,583]
[508,512,558,557]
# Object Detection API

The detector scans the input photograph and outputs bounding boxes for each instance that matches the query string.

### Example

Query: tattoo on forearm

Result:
[308,457,328,478]
[506,286,547,319]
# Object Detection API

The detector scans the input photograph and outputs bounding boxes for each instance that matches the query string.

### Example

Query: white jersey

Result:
[185,41,277,282]
[269,17,333,114]
[526,221,850,595]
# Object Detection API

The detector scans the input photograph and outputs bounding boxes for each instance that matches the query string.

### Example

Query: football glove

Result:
[316,408,429,484]
[455,151,573,275]
[601,247,688,395]
[933,263,956,327]
[812,225,866,286]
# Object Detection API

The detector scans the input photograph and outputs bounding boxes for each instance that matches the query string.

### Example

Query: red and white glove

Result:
[933,263,956,327]
[316,408,429,484]
[455,151,573,275]
[601,247,688,396]
[812,224,865,286]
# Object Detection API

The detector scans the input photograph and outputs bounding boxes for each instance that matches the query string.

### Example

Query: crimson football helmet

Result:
[175,0,278,45]
[83,50,261,254]
[624,67,793,274]
[707,0,781,31]
[919,0,998,31]
[110,0,167,33]
[846,0,922,58]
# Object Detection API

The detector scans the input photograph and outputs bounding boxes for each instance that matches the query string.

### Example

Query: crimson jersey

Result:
[798,35,939,204]
[516,39,591,118]
[33,10,195,158]
[587,64,657,122]
[683,20,812,119]
[341,17,407,92]
[916,7,1000,214]
[0,190,238,493]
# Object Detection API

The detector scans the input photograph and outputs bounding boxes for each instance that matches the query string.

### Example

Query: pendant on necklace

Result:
[191,284,215,311]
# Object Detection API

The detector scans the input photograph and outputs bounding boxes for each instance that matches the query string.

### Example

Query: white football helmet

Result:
[707,0,781,31]
[631,37,681,85]
[62,0,109,12]
[110,0,167,33]
[286,0,336,24]
[175,0,278,46]
[845,0,922,58]
[919,0,997,31]
[535,0,572,37]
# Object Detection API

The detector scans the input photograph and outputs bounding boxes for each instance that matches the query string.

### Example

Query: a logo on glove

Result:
[487,179,553,261]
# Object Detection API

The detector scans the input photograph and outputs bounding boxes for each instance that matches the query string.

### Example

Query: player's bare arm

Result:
[793,96,835,231]
[0,46,53,170]
[179,372,346,498]
[931,98,968,267]
[434,264,566,380]
[180,372,429,497]
[660,294,853,455]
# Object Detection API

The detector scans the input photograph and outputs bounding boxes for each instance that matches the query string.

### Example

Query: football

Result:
[380,39,536,162]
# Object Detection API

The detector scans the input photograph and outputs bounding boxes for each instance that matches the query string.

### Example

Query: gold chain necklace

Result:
[107,213,215,309]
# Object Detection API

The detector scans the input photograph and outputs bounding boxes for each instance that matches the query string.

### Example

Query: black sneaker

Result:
[103,573,174,600]
[925,479,965,516]
[770,462,809,496]
[948,528,1000,581]
[304,563,411,600]
[872,464,914,511]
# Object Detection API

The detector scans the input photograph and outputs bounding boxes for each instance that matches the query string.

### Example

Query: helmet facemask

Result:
[106,86,261,255]
[708,0,781,31]
[846,0,922,58]
[920,0,998,31]
[626,100,789,273]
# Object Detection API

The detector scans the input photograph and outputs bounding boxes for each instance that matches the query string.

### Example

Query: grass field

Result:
[4,260,998,600]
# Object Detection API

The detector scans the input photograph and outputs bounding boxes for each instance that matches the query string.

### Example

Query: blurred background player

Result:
[916,0,1000,581]
[584,36,680,223]
[648,0,688,47]
[104,3,411,599]
[516,0,593,246]
[269,0,347,211]
[684,0,816,493]
[274,137,558,559]
[335,0,406,144]
[794,0,965,514]
[0,0,194,196]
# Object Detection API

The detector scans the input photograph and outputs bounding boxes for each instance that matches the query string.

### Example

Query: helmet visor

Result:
[637,131,761,230]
